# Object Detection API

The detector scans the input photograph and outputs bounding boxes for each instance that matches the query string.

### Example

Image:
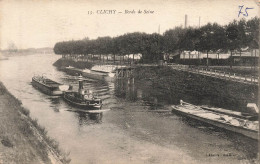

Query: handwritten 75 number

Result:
[238,5,253,17]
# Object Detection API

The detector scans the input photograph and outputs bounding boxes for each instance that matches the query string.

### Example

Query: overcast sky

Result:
[0,0,259,49]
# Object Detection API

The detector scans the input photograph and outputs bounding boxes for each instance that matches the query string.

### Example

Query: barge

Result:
[65,65,115,82]
[171,101,259,140]
[32,75,69,96]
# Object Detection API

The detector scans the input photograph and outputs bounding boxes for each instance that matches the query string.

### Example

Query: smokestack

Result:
[78,75,84,94]
[199,16,201,28]
[185,15,187,28]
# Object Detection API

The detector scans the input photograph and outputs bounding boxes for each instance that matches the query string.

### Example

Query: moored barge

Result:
[171,101,259,140]
[65,65,115,82]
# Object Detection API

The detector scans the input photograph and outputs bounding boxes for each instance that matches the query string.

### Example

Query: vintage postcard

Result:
[0,0,259,163]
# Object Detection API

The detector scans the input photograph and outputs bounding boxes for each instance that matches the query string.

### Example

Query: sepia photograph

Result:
[0,0,259,163]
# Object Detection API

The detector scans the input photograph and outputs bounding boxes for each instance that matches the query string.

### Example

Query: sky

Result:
[0,0,259,49]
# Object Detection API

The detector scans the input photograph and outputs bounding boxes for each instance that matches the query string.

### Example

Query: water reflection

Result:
[114,76,249,113]
[115,78,137,102]
[114,78,180,110]
[114,78,204,110]
[76,112,103,126]
[48,97,62,112]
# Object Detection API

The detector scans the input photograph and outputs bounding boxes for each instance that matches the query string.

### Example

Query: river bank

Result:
[133,66,258,113]
[0,81,70,164]
[53,58,93,70]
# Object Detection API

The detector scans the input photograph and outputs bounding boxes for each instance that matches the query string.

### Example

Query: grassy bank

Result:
[133,66,258,113]
[53,58,93,70]
[0,81,70,164]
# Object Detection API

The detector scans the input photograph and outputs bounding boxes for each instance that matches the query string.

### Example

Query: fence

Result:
[169,64,258,85]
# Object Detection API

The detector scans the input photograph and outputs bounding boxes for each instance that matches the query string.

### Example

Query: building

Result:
[180,51,230,59]
[177,49,259,66]
[232,49,259,66]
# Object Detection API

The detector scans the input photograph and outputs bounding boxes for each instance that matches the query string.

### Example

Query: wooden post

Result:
[251,50,253,73]
[230,51,233,69]
[189,51,191,67]
[114,54,115,64]
[254,49,256,72]
[206,51,209,68]
[218,53,219,65]
[115,70,118,78]
[183,53,185,64]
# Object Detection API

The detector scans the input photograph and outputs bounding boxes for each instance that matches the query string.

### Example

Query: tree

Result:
[225,20,246,69]
[8,42,18,52]
[198,23,215,67]
[53,17,258,66]
[163,27,185,54]
[246,17,259,49]
[211,23,228,65]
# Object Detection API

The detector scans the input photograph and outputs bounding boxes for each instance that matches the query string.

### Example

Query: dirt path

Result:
[0,81,62,164]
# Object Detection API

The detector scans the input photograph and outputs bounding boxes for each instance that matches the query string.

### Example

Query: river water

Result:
[0,54,258,164]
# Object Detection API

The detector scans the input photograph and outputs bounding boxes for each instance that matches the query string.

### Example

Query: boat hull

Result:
[82,70,115,82]
[172,106,258,140]
[63,92,102,110]
[65,67,115,82]
[64,67,82,75]
[32,77,63,96]
[82,71,105,81]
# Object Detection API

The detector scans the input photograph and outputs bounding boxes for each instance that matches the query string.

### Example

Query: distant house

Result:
[127,53,142,59]
[180,51,230,59]
[163,52,180,62]
[232,49,259,66]
[178,51,230,65]
[177,49,259,66]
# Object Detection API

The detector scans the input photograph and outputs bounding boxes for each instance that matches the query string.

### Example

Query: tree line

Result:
[54,17,259,63]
